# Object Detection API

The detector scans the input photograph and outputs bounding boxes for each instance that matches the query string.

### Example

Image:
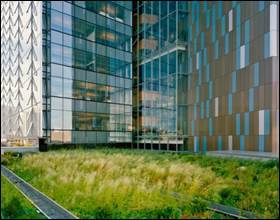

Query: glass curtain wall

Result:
[133,1,189,151]
[42,1,132,145]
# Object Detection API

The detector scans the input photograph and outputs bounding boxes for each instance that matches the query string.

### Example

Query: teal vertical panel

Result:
[221,15,226,36]
[218,136,222,151]
[264,32,269,58]
[203,1,207,12]
[245,43,250,66]
[206,9,210,29]
[189,26,192,42]
[236,113,240,135]
[209,118,213,136]
[249,88,254,111]
[253,62,259,87]
[200,101,204,119]
[228,93,232,114]
[203,48,207,66]
[206,100,210,118]
[245,19,250,44]
[236,4,240,27]
[264,110,270,135]
[232,71,236,92]
[194,136,199,152]
[206,63,210,81]
[240,135,245,151]
[244,112,250,135]
[258,1,265,11]
[212,4,216,42]
[201,32,205,48]
[203,136,207,152]
[236,26,241,48]
[259,135,264,152]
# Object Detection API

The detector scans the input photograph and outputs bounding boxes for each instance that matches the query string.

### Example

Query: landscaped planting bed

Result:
[3,149,279,219]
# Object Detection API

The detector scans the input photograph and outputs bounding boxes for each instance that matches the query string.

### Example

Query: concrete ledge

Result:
[1,147,38,155]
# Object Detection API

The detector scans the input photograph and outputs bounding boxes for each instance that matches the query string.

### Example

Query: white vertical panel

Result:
[228,135,232,151]
[228,10,233,32]
[215,97,219,117]
[270,31,278,57]
[259,110,265,135]
[270,4,278,31]
[240,45,245,68]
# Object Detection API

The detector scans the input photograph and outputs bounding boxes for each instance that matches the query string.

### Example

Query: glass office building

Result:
[42,1,133,145]
[133,1,189,151]
[1,1,279,156]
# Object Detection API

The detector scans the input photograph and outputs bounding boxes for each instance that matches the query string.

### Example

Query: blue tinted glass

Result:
[209,81,213,99]
[195,136,199,152]
[200,101,204,119]
[203,48,207,66]
[209,118,213,136]
[218,136,222,151]
[259,135,265,152]
[258,1,265,11]
[206,100,210,118]
[264,32,270,58]
[228,93,232,114]
[245,19,250,44]
[218,1,222,18]
[196,86,200,103]
[236,113,240,135]
[203,136,207,152]
[265,110,270,135]
[221,16,226,36]
[225,33,229,54]
[244,112,250,135]
[253,63,259,87]
[232,71,237,93]
[249,88,254,111]
[236,26,241,48]
[240,135,245,151]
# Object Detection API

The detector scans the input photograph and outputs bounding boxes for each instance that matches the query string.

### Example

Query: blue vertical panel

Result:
[221,15,226,36]
[194,105,197,120]
[203,48,207,66]
[206,100,210,118]
[191,2,196,23]
[245,43,250,66]
[212,4,216,42]
[225,33,229,54]
[249,88,254,111]
[196,86,200,103]
[264,32,269,58]
[203,136,207,152]
[236,4,240,27]
[206,9,210,29]
[192,120,194,135]
[194,38,197,54]
[188,56,192,73]
[259,135,265,152]
[209,118,213,136]
[258,1,265,11]
[264,110,270,135]
[236,113,240,135]
[244,112,250,135]
[194,136,199,152]
[218,2,223,18]
[200,101,204,119]
[232,71,237,93]
[228,93,232,114]
[215,40,219,59]
[209,81,213,99]
[245,19,250,44]
[240,135,245,151]
[253,62,259,87]
[218,136,222,151]
[203,1,207,12]
[236,26,241,48]
[236,48,240,69]
[206,64,210,81]
[189,26,192,42]
[201,32,205,49]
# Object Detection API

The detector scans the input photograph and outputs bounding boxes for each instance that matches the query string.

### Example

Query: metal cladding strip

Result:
[1,165,79,219]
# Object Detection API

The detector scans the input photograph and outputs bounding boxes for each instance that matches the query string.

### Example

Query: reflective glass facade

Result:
[133,1,189,151]
[42,1,132,144]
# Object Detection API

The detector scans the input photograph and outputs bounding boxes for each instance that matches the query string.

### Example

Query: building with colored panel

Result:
[1,1,279,156]
[187,1,279,155]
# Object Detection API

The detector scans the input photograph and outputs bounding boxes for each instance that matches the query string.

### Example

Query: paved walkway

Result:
[206,150,278,160]
[1,165,78,219]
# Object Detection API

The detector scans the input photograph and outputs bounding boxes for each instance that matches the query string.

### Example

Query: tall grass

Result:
[6,149,279,219]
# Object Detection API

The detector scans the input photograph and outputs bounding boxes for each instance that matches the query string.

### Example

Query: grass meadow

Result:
[2,148,279,219]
